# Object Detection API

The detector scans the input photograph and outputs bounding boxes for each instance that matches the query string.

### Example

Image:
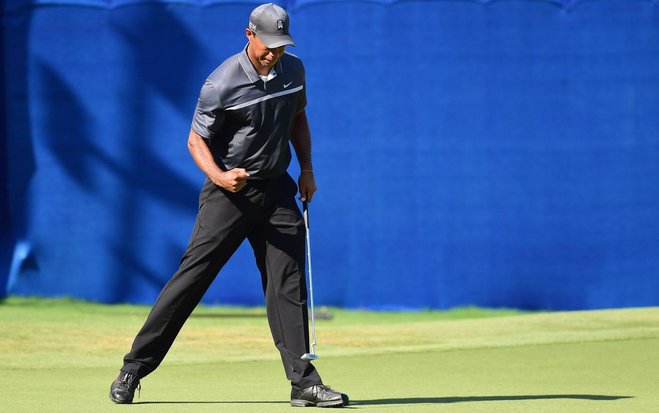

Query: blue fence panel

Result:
[2,0,659,309]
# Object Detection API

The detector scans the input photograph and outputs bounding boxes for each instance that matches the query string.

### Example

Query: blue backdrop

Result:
[2,0,658,310]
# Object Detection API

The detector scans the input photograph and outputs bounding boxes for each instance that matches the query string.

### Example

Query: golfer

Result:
[109,3,348,408]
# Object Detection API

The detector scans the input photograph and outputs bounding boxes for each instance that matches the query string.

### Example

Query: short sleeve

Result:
[297,81,307,113]
[191,80,225,139]
[296,59,307,113]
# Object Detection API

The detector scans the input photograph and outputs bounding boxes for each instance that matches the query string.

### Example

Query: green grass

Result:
[1,297,658,412]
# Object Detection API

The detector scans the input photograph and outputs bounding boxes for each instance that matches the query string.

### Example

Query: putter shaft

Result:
[301,201,318,360]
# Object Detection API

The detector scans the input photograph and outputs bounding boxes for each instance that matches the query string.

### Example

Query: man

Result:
[109,3,349,408]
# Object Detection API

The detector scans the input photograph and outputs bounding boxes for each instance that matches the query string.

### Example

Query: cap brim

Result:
[258,34,295,48]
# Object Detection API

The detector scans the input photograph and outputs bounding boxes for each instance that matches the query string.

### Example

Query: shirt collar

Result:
[259,69,277,83]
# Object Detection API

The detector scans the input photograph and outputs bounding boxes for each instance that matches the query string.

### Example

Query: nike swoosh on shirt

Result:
[283,82,293,88]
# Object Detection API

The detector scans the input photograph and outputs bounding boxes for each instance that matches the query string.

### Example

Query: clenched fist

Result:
[213,168,250,192]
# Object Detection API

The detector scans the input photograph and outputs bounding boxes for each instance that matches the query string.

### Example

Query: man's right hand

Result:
[212,168,250,192]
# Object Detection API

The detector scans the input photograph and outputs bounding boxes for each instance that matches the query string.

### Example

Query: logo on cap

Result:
[277,20,284,32]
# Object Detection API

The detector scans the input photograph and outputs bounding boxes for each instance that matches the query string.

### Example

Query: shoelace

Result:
[315,384,338,397]
[120,373,141,399]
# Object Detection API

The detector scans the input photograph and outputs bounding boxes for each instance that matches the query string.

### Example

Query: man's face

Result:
[246,29,286,74]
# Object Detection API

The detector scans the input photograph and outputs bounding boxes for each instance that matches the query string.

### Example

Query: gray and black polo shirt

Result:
[191,46,306,180]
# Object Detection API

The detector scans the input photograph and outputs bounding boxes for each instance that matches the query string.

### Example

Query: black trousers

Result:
[122,173,322,390]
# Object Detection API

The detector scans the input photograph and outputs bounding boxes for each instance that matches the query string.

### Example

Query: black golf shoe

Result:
[291,384,349,408]
[109,370,141,404]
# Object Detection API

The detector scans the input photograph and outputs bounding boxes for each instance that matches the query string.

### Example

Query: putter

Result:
[301,200,319,361]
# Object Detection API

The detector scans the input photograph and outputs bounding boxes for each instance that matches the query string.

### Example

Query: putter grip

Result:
[302,200,310,228]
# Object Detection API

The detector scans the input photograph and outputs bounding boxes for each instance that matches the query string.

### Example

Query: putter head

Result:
[301,353,319,361]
